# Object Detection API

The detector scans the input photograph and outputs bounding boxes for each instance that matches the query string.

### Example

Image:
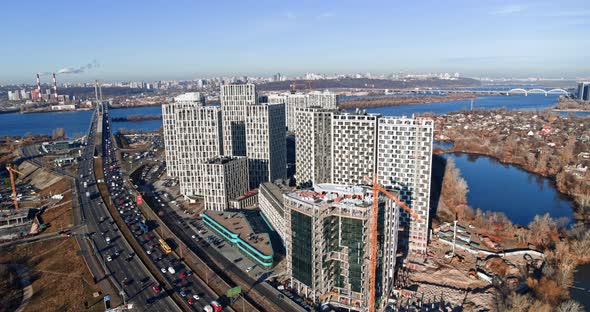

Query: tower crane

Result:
[363,175,423,312]
[6,165,24,209]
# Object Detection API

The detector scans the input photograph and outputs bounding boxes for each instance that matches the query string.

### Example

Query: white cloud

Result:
[490,4,526,16]
[317,11,335,19]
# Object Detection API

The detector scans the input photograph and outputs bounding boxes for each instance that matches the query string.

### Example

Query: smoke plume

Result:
[57,60,100,75]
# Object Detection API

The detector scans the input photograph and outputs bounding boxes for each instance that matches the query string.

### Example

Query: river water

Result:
[439,152,573,225]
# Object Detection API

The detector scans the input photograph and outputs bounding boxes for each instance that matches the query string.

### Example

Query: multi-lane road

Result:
[77,107,180,311]
[99,105,223,311]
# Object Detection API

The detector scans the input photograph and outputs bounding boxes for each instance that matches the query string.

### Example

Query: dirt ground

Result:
[17,162,62,191]
[38,179,74,233]
[0,237,103,312]
[0,264,23,312]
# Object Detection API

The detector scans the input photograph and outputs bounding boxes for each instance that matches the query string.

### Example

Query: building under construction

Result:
[284,184,400,311]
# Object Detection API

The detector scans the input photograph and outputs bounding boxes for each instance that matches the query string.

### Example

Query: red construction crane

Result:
[6,165,24,209]
[363,175,423,312]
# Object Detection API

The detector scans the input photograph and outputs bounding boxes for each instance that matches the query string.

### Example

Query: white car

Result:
[107,255,113,262]
[160,267,167,273]
[192,294,200,301]
[191,235,196,239]
[147,250,152,255]
[246,265,255,272]
[168,267,176,274]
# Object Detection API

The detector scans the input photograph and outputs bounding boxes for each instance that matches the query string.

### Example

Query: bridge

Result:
[503,88,569,96]
[382,88,570,96]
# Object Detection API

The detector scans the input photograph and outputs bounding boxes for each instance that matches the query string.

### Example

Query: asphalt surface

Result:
[99,106,220,311]
[81,108,181,311]
[136,181,305,312]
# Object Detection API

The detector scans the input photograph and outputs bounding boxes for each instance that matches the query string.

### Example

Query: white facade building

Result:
[296,109,434,254]
[258,182,288,242]
[221,84,257,156]
[162,94,223,196]
[376,117,434,253]
[202,156,249,211]
[245,103,286,189]
[331,113,379,186]
[263,91,339,133]
[295,107,334,185]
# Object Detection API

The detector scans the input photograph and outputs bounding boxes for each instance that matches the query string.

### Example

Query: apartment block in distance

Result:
[162,92,222,196]
[295,107,334,185]
[245,103,287,188]
[221,84,257,156]
[284,184,400,311]
[202,156,249,211]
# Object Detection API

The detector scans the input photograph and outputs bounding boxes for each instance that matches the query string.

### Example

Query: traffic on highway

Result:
[98,105,223,311]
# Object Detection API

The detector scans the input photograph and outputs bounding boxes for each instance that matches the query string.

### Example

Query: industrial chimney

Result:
[52,73,58,100]
[36,73,41,92]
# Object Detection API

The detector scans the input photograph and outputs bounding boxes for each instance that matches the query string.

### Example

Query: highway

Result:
[99,105,222,311]
[79,107,180,311]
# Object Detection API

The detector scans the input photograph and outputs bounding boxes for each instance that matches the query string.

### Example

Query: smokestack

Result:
[95,80,99,101]
[36,73,41,92]
[52,73,58,99]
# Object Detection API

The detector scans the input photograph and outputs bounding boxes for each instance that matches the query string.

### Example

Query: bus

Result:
[159,239,172,254]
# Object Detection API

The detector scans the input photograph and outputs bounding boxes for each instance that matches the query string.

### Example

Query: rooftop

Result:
[286,183,375,208]
[202,210,273,257]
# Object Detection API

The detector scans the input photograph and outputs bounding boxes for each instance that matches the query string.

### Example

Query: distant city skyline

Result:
[0,0,588,84]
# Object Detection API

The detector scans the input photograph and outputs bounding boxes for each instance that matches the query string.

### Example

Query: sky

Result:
[0,0,588,84]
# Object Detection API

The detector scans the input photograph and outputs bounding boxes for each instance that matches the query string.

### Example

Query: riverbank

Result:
[552,97,590,112]
[112,115,162,122]
[340,94,476,109]
[434,109,590,222]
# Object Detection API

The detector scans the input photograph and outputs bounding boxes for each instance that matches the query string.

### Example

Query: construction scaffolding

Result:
[284,184,400,311]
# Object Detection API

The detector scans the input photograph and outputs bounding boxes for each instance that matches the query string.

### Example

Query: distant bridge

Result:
[381,88,571,96]
[504,88,569,96]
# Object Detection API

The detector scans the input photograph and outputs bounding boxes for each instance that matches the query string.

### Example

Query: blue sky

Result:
[0,0,588,83]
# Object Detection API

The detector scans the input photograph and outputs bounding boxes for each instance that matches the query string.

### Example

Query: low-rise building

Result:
[258,182,290,242]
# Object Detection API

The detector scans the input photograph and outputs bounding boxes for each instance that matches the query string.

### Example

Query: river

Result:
[438,152,574,225]
[3,94,589,137]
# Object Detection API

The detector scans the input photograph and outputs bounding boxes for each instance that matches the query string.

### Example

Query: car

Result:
[107,255,113,262]
[188,298,194,305]
[168,266,176,274]
[192,294,200,300]
[114,250,120,257]
[160,267,167,273]
[180,290,187,297]
[147,250,152,255]
[179,272,186,279]
[152,285,160,294]
[246,265,255,272]
[191,235,196,239]
[186,271,193,277]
